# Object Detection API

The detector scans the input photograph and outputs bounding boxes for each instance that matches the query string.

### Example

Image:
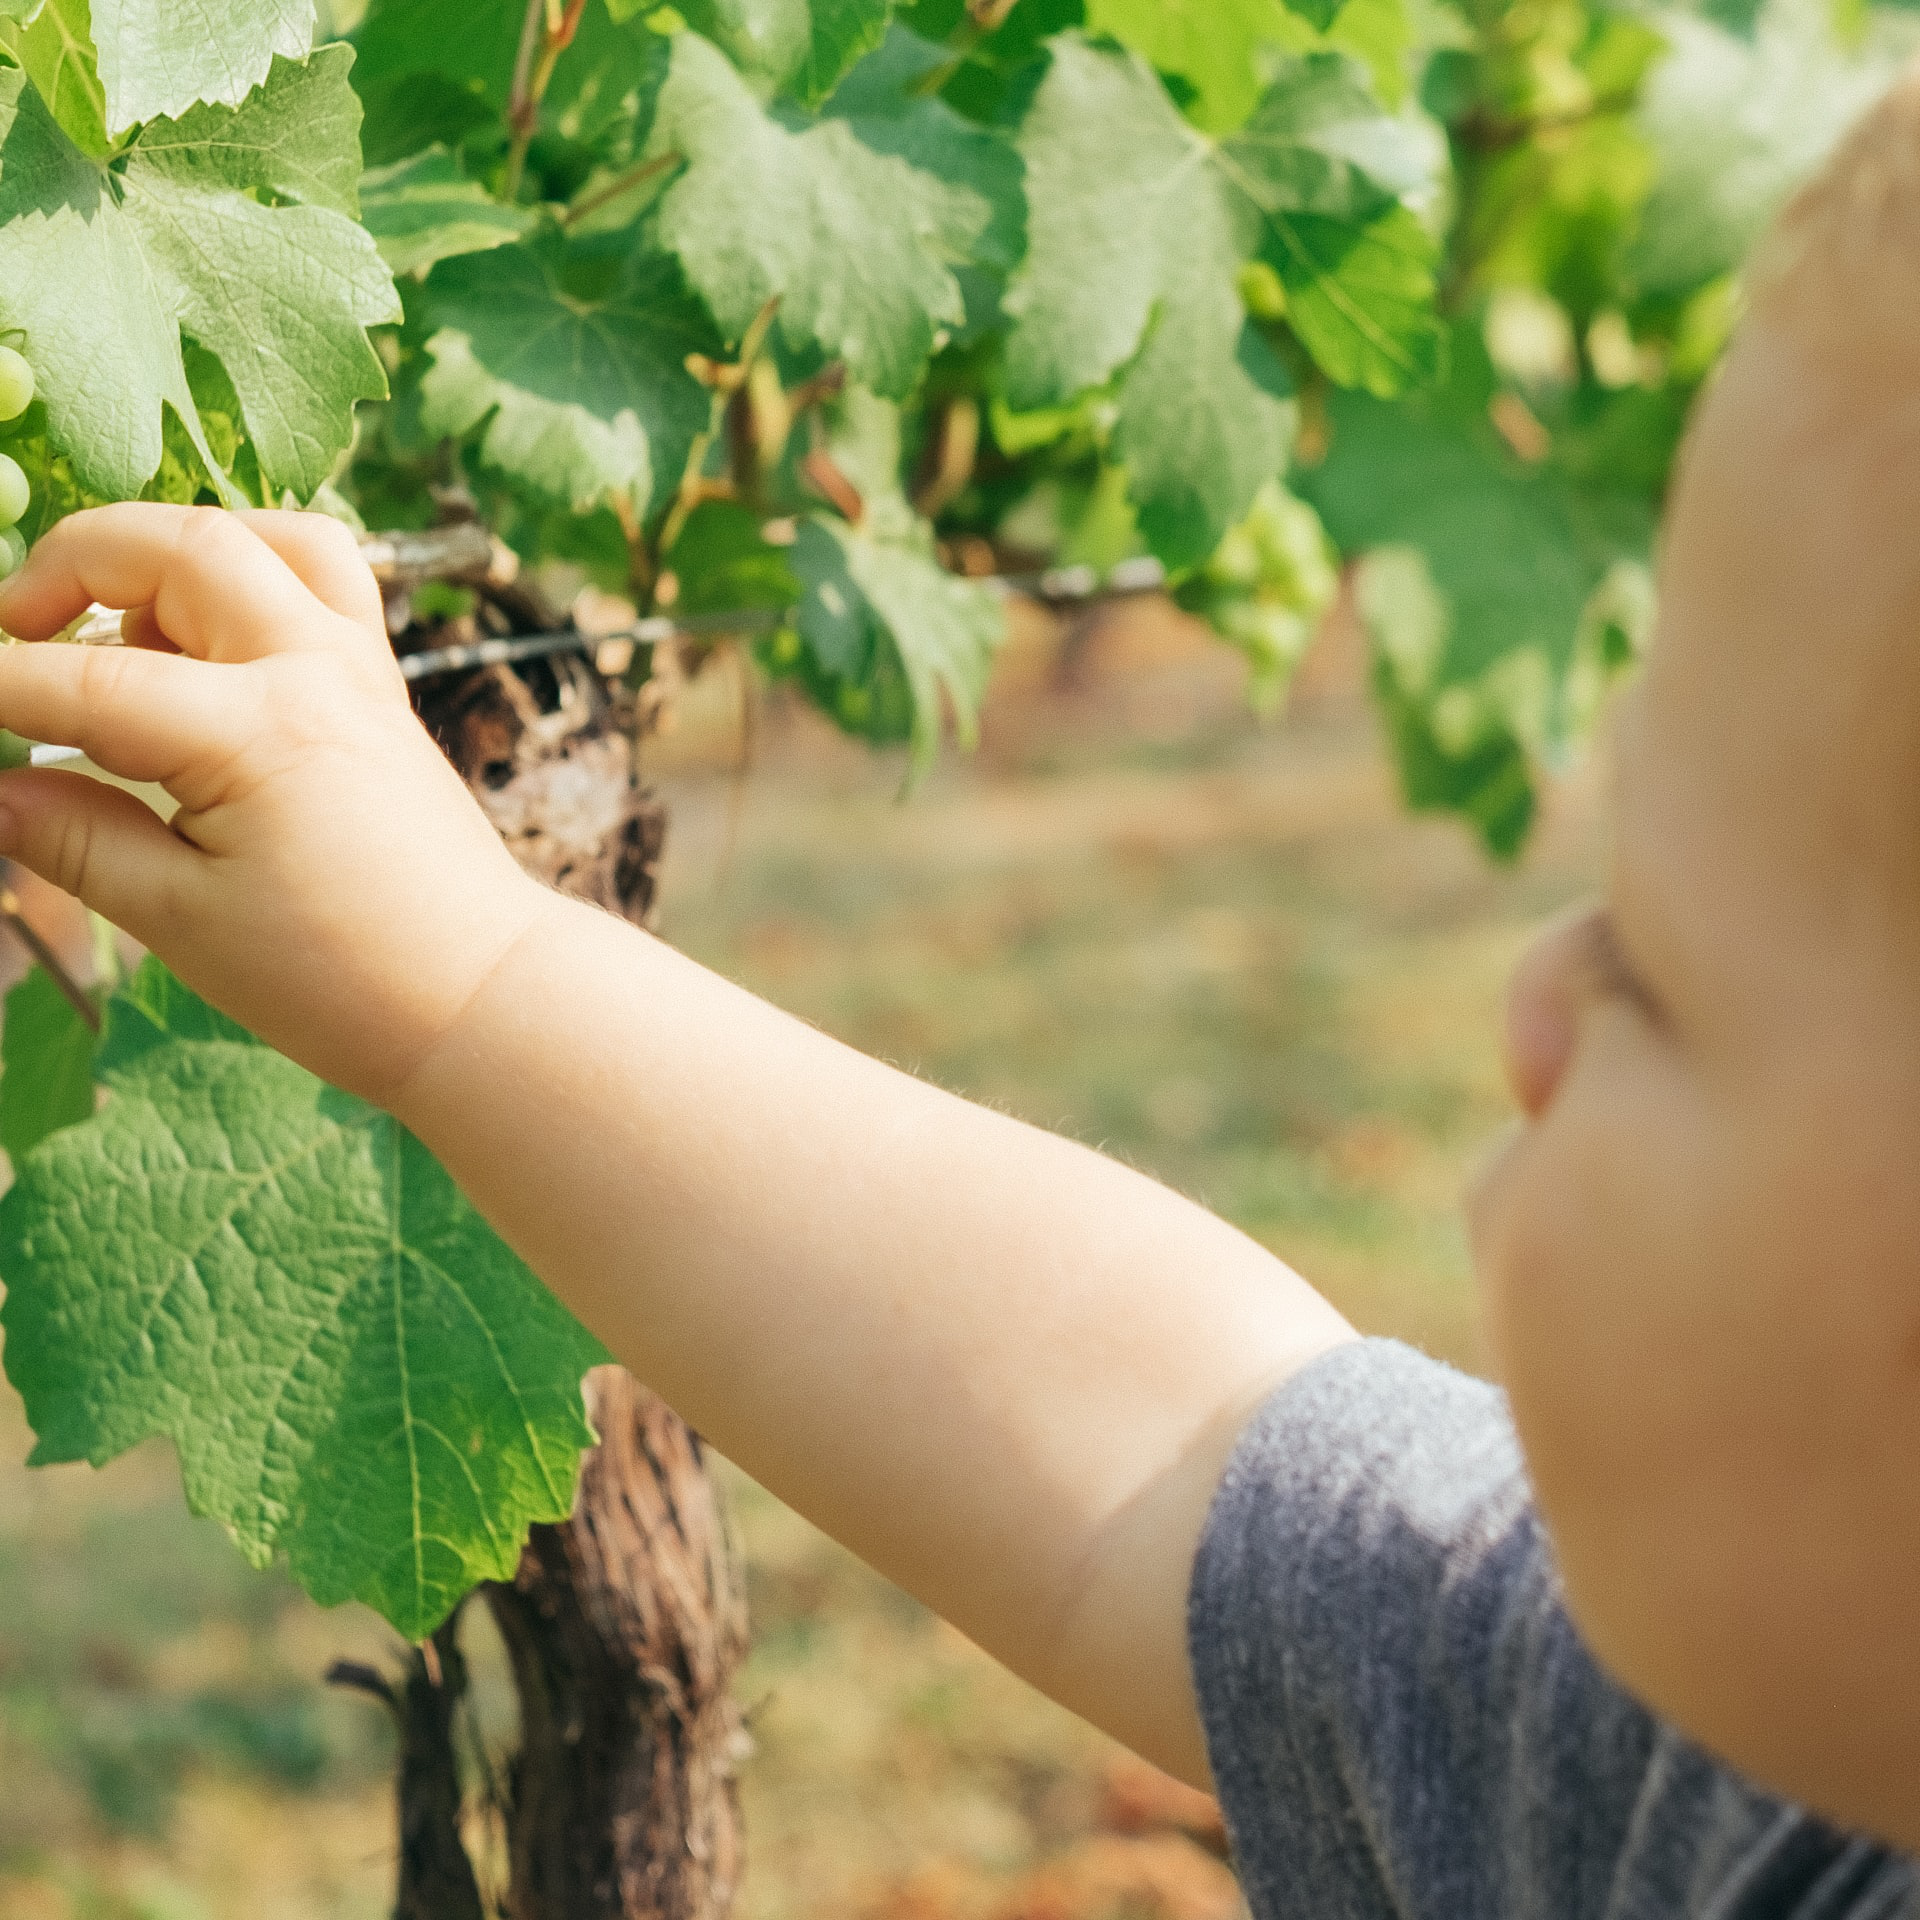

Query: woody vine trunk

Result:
[354,528,750,1920]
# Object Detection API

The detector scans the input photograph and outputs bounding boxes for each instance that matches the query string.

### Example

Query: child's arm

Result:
[0,504,1355,1787]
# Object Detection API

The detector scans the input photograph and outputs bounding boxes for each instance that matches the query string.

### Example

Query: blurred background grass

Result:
[0,594,1603,1919]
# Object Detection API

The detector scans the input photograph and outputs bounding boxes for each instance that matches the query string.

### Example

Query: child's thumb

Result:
[0,769,195,941]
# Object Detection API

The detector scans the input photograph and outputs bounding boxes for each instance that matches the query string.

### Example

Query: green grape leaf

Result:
[1322,0,1411,103]
[1083,0,1295,133]
[795,0,894,107]
[2,0,109,156]
[1630,1,1910,297]
[1218,56,1443,396]
[668,499,803,614]
[1298,343,1652,854]
[353,0,666,163]
[1003,39,1294,569]
[1222,53,1437,221]
[0,961,610,1640]
[361,148,539,275]
[89,0,315,133]
[788,512,1003,776]
[678,0,891,106]
[1264,204,1443,395]
[134,44,367,216]
[0,50,398,504]
[1004,39,1443,562]
[419,236,715,516]
[825,27,1026,280]
[646,30,970,398]
[0,966,98,1164]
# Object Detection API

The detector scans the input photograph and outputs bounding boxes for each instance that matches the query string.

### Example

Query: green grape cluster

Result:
[0,343,35,581]
[1175,484,1341,715]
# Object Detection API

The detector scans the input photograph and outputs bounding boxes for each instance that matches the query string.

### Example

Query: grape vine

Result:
[0,0,1901,1636]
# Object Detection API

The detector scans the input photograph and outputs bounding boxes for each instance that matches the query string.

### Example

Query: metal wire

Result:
[17,553,1176,765]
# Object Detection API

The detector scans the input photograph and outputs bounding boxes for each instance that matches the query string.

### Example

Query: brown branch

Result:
[912,393,981,521]
[325,1660,400,1716]
[786,362,847,416]
[0,879,97,1032]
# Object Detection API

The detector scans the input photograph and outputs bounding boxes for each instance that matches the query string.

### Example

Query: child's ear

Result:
[1750,59,1920,376]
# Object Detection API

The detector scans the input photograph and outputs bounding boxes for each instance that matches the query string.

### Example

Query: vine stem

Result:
[655,296,784,567]
[503,0,548,199]
[561,149,684,230]
[504,0,589,201]
[0,876,98,1032]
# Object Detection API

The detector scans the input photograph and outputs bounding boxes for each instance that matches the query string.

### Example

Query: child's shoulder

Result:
[1188,1340,1913,1920]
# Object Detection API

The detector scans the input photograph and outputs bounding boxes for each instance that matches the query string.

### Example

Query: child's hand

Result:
[0,503,549,1103]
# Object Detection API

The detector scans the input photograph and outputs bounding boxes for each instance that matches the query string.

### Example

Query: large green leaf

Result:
[677,0,892,106]
[360,147,539,275]
[0,962,610,1640]
[1,0,108,155]
[1219,55,1444,396]
[419,235,716,515]
[0,49,397,502]
[0,966,97,1164]
[89,0,316,134]
[773,387,1003,772]
[1630,0,1916,297]
[646,30,973,398]
[353,0,667,162]
[788,515,1004,775]
[1006,38,1344,569]
[1004,41,1442,562]
[1299,340,1651,854]
[824,28,1025,281]
[1084,0,1295,133]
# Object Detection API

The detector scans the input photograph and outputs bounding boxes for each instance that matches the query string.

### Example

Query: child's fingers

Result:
[0,505,353,664]
[235,510,388,641]
[0,768,199,937]
[120,605,179,654]
[0,641,253,788]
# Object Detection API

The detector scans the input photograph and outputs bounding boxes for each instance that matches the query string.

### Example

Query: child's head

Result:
[1469,67,1920,1845]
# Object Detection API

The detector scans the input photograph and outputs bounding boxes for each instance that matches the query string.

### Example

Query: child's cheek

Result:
[1466,1019,1712,1555]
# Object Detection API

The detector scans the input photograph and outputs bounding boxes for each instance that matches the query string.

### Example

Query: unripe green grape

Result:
[0,454,30,529]
[0,525,25,581]
[0,729,30,771]
[0,346,35,423]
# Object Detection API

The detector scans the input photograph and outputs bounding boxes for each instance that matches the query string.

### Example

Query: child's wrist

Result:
[378,878,579,1135]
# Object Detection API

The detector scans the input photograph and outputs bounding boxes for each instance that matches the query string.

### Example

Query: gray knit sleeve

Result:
[1186,1339,1914,1920]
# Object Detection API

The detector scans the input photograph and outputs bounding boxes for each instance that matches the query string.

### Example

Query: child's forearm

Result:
[0,505,1354,1785]
[391,888,1355,1784]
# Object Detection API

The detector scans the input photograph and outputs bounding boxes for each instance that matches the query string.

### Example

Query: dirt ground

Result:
[0,595,1607,1920]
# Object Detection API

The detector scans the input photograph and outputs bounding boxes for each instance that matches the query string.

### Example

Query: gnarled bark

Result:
[365,612,748,1920]
[486,1371,748,1920]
